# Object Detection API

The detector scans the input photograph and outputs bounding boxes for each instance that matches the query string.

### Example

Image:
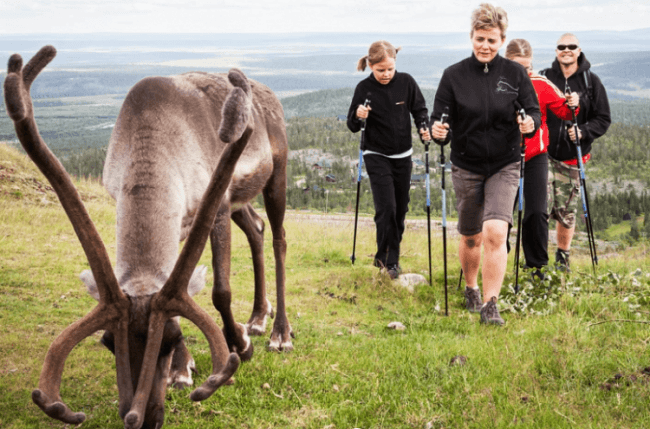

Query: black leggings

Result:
[364,154,412,267]
[521,153,549,268]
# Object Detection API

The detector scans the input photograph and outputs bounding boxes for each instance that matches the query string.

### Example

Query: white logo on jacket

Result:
[496,77,519,95]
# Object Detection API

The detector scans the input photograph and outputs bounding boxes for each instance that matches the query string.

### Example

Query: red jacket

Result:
[526,72,580,162]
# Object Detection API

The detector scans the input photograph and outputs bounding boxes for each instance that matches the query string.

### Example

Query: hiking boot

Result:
[524,264,545,281]
[480,296,505,325]
[555,249,571,272]
[373,258,385,268]
[386,264,401,280]
[464,286,482,313]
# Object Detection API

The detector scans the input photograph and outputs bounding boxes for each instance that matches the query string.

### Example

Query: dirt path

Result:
[281,212,460,237]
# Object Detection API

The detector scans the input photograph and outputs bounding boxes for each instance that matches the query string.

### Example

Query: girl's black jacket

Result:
[431,53,541,177]
[347,72,429,156]
[540,53,611,162]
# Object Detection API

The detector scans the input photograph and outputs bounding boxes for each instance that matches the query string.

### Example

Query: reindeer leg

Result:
[232,204,274,336]
[263,172,293,352]
[167,317,196,389]
[210,207,253,361]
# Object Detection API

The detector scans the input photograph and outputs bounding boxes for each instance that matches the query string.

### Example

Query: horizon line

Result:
[1,27,650,36]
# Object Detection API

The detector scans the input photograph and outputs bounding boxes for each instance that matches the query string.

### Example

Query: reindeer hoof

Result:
[246,298,274,336]
[238,337,254,362]
[268,331,294,352]
[225,323,254,362]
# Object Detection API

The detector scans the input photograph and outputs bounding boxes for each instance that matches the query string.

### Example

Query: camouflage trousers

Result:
[548,157,581,229]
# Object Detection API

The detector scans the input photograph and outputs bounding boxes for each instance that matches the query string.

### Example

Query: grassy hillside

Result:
[2,145,650,428]
[0,143,111,204]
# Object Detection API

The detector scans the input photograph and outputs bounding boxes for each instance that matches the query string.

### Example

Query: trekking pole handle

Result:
[440,109,449,125]
[565,85,577,113]
[515,101,528,151]
[420,121,431,145]
[514,100,526,121]
[564,85,582,146]
[360,99,370,131]
[518,107,526,121]
[433,107,449,146]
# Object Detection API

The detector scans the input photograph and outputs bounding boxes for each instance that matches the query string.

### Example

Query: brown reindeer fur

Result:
[4,45,290,429]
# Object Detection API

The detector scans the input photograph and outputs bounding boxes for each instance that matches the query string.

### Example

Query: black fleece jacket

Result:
[431,53,541,177]
[347,72,428,156]
[541,53,611,162]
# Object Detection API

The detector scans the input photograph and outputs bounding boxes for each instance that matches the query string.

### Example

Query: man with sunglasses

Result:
[540,33,611,271]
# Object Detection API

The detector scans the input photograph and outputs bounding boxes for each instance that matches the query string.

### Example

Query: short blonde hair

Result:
[505,38,532,59]
[470,3,508,39]
[356,40,401,72]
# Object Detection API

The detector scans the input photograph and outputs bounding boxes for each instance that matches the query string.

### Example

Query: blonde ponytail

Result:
[356,41,400,71]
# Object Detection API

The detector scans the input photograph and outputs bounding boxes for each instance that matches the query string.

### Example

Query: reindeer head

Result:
[4,46,253,429]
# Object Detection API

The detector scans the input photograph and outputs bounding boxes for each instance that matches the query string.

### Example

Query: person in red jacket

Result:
[504,39,579,278]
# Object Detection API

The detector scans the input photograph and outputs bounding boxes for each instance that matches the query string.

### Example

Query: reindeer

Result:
[4,45,292,429]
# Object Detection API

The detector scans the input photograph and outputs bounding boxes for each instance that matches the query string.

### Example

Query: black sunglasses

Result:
[557,44,579,51]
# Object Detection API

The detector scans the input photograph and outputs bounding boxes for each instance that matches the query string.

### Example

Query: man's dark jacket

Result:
[347,72,428,156]
[541,52,611,162]
[431,53,541,177]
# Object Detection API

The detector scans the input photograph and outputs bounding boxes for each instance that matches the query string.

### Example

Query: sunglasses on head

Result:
[557,44,579,51]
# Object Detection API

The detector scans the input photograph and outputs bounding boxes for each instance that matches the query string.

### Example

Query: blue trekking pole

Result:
[435,107,450,316]
[420,121,433,287]
[351,99,370,265]
[565,86,598,274]
[440,107,449,316]
[513,102,527,294]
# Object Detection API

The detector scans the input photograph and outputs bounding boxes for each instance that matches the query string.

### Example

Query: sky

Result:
[0,0,648,34]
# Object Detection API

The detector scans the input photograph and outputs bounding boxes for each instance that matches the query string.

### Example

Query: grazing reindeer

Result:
[4,45,291,429]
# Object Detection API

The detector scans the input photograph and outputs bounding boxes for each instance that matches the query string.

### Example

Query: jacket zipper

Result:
[484,63,491,164]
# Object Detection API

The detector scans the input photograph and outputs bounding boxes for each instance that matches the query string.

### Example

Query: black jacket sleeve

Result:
[347,83,368,134]
[409,77,429,131]
[517,72,542,139]
[580,73,611,143]
[430,71,454,145]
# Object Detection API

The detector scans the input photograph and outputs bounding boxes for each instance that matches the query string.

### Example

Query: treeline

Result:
[589,189,650,231]
[281,155,456,216]
[589,122,650,187]
[61,146,108,178]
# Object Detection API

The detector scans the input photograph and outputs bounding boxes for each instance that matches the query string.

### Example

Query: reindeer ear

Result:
[218,69,253,143]
[187,265,207,297]
[80,270,100,301]
[227,68,251,95]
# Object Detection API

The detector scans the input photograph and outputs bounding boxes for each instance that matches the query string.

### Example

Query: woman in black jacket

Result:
[430,3,541,324]
[347,40,430,280]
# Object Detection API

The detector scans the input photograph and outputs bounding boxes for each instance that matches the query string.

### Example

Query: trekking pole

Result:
[436,107,450,316]
[565,86,598,274]
[513,103,527,294]
[420,122,433,288]
[351,99,370,264]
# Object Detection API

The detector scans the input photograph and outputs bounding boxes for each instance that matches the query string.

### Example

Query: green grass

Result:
[2,153,650,428]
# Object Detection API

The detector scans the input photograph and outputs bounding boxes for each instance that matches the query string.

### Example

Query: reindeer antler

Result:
[123,73,253,429]
[4,46,132,425]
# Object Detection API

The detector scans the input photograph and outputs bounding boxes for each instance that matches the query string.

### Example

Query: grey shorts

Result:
[451,162,520,236]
